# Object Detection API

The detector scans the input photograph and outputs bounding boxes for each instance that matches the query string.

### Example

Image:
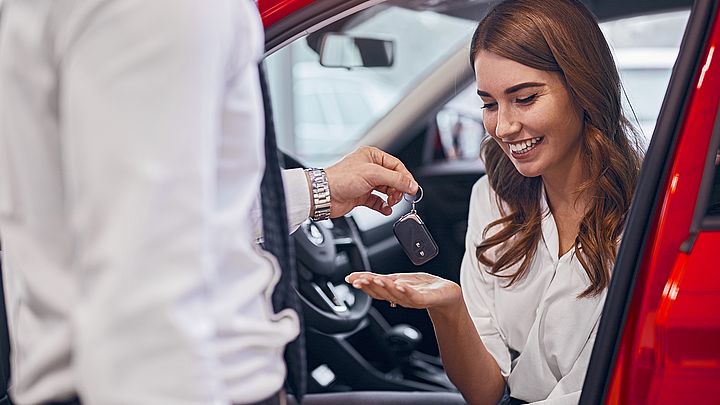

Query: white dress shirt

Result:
[0,1,310,404]
[460,176,607,405]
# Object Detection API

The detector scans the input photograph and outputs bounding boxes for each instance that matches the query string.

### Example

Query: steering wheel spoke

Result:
[292,215,372,334]
[333,236,356,247]
[310,280,349,314]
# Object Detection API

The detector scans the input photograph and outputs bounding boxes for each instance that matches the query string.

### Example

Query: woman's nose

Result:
[495,108,522,139]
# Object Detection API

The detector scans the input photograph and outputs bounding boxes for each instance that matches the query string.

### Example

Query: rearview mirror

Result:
[319,33,395,69]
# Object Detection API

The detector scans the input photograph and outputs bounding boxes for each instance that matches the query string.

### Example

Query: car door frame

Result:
[580,0,719,403]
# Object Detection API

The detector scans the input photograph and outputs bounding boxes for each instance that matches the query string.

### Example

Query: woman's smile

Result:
[505,136,544,160]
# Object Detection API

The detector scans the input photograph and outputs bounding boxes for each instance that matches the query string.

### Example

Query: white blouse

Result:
[460,176,607,404]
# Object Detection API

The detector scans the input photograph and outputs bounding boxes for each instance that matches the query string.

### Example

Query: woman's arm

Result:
[347,177,508,404]
[428,292,505,405]
[346,272,505,405]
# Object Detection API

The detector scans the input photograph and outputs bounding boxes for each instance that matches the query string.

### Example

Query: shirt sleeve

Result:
[252,168,312,242]
[283,169,312,229]
[59,1,281,403]
[460,176,512,378]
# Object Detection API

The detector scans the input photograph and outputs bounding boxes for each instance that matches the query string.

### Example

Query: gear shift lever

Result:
[385,324,422,364]
[380,321,457,391]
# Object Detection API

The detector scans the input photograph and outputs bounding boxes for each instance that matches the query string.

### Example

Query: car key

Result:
[392,186,439,265]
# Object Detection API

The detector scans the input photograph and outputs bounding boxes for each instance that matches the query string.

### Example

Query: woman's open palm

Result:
[345,271,462,310]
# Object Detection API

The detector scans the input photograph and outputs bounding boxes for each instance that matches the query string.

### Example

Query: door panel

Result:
[581,2,720,403]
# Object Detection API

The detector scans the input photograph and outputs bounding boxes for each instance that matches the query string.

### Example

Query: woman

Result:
[347,0,642,404]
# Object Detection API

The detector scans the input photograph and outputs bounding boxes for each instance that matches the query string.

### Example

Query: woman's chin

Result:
[512,163,543,178]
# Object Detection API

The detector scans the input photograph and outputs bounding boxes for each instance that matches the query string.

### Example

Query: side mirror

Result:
[319,33,395,69]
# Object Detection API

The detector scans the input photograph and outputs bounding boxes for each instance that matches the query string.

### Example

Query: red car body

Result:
[605,4,720,404]
[259,0,313,27]
[258,1,720,404]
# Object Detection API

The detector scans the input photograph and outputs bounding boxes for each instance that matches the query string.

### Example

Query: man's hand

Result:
[322,146,418,218]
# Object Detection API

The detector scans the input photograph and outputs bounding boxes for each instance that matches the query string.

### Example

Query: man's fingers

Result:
[368,165,418,195]
[388,189,403,206]
[370,187,403,207]
[365,147,411,175]
[361,147,418,194]
[363,194,392,216]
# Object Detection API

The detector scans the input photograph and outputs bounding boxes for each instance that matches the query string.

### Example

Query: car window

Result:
[296,93,325,126]
[432,9,690,162]
[265,5,477,167]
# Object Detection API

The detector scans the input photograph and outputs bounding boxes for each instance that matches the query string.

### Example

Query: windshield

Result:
[266,5,477,166]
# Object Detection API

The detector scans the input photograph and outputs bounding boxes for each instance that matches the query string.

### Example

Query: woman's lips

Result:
[508,137,544,160]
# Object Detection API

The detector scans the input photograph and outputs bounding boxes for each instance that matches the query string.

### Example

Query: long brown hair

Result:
[471,0,642,297]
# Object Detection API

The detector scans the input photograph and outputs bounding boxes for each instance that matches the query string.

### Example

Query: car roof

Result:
[260,0,693,29]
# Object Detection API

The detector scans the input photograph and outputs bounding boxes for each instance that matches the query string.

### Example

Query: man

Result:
[0,1,417,404]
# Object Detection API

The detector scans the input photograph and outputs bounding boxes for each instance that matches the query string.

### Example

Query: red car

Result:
[255,0,720,404]
[0,1,715,404]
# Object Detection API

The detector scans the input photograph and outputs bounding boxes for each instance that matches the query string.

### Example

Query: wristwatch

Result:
[305,168,332,221]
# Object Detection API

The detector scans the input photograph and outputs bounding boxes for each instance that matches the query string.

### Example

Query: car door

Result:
[580,1,720,403]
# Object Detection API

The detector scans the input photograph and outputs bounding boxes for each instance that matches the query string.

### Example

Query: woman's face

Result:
[474,51,584,179]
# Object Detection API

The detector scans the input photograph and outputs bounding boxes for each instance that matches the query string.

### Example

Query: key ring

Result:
[403,185,423,204]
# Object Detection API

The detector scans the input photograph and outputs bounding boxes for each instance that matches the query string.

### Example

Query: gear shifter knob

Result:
[385,324,422,359]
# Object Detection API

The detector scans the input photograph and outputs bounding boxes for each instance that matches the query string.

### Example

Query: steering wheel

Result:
[292,215,372,334]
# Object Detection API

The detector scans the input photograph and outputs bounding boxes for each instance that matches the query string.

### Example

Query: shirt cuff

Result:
[282,168,311,232]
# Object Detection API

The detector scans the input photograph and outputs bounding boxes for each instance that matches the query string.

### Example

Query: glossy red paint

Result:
[607,8,720,405]
[258,0,315,28]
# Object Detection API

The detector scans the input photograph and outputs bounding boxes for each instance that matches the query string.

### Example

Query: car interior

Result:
[0,0,711,404]
[262,0,696,397]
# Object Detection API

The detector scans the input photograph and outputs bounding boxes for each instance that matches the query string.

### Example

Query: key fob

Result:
[393,212,439,266]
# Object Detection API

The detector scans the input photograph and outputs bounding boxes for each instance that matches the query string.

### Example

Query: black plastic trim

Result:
[579,1,717,404]
[702,216,720,229]
[588,0,692,20]
[694,105,720,229]
[679,232,699,253]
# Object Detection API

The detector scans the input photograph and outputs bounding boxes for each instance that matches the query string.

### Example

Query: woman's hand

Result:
[345,271,462,313]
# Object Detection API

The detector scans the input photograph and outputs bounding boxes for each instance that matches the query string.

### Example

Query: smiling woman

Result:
[472,0,642,297]
[348,0,644,403]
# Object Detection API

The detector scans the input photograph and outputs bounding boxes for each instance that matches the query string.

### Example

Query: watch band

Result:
[305,168,332,221]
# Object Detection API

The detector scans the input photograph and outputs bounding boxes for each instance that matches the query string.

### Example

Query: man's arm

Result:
[255,148,420,239]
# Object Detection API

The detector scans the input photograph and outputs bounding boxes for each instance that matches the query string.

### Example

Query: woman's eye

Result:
[481,102,497,110]
[516,94,538,104]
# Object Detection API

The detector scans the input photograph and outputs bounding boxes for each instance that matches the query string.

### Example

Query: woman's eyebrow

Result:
[505,81,545,94]
[477,82,546,98]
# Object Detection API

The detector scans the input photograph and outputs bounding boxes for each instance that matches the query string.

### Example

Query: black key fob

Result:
[393,212,439,266]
